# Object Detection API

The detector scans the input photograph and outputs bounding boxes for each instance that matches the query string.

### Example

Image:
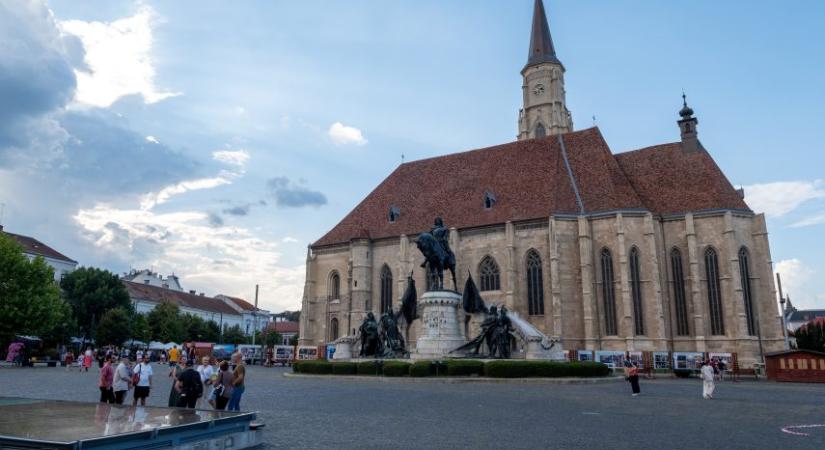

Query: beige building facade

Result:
[298,0,784,365]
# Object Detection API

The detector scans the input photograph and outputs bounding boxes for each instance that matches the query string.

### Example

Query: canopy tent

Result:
[148,341,166,350]
[164,342,180,350]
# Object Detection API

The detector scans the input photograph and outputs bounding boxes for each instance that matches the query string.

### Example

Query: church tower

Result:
[518,0,573,140]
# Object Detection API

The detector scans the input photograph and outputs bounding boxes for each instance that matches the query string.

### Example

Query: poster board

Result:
[673,352,704,370]
[595,351,626,369]
[653,352,670,370]
[627,351,644,368]
[297,346,319,360]
[577,350,594,362]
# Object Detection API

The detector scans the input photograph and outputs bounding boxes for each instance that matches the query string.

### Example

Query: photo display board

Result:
[653,352,670,369]
[577,350,594,362]
[595,351,626,369]
[673,352,704,370]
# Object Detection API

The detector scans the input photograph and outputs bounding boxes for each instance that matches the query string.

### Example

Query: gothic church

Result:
[299,0,784,365]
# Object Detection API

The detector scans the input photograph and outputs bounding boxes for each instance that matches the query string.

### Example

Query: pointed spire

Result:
[525,0,561,70]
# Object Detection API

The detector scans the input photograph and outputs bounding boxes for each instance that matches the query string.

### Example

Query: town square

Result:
[1,0,825,448]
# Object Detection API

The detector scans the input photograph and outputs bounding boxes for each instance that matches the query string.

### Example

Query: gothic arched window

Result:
[739,247,756,336]
[380,265,393,314]
[535,123,546,138]
[629,246,644,335]
[329,271,340,300]
[526,250,544,315]
[601,248,618,336]
[330,318,339,341]
[479,256,500,291]
[670,248,690,336]
[705,247,725,335]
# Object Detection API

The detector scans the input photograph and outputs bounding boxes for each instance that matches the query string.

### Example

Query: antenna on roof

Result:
[592,115,597,126]
[401,153,405,164]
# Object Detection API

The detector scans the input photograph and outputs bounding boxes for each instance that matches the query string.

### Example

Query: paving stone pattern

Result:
[0,365,823,449]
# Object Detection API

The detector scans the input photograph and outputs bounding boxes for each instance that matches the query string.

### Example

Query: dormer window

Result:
[534,123,546,138]
[484,190,496,210]
[388,205,401,223]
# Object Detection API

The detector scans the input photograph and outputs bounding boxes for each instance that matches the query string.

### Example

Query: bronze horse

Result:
[415,232,457,291]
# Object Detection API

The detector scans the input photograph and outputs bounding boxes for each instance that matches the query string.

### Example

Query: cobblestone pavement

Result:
[1,365,823,449]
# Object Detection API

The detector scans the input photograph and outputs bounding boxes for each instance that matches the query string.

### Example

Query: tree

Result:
[182,313,208,342]
[222,324,246,345]
[0,234,71,346]
[147,302,185,342]
[96,307,132,346]
[273,310,300,322]
[260,329,282,347]
[203,320,221,343]
[61,267,131,342]
[795,319,825,352]
[131,313,151,343]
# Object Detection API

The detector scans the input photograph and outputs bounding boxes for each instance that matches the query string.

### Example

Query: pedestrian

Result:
[83,347,93,372]
[168,355,184,407]
[718,359,727,382]
[64,350,74,371]
[185,342,196,365]
[132,355,153,406]
[625,361,641,396]
[227,352,246,411]
[196,356,215,409]
[214,361,233,410]
[176,358,203,408]
[96,348,105,369]
[98,355,115,403]
[113,356,132,405]
[168,345,180,367]
[701,360,715,399]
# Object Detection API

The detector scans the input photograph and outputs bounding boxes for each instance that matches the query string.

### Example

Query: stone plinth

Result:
[412,291,466,360]
[332,336,355,360]
[524,336,566,361]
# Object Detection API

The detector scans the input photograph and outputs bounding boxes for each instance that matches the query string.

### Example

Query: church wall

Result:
[556,219,585,348]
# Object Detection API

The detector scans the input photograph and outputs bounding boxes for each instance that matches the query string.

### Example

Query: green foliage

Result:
[60,267,130,341]
[483,361,609,378]
[0,234,70,345]
[273,310,301,322]
[289,335,298,346]
[445,359,485,376]
[147,302,185,342]
[95,307,132,346]
[181,313,209,342]
[203,320,221,343]
[382,361,410,377]
[131,314,151,343]
[794,320,825,352]
[293,360,332,374]
[357,360,382,375]
[331,362,357,375]
[409,360,434,377]
[260,330,282,347]
[222,324,246,345]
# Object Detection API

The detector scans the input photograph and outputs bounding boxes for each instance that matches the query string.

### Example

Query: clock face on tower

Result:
[532,84,545,96]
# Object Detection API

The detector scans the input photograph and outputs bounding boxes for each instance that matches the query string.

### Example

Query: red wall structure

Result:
[765,350,825,383]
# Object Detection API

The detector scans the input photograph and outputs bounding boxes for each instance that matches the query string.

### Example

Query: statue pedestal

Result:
[332,336,355,360]
[412,291,466,360]
[524,335,566,361]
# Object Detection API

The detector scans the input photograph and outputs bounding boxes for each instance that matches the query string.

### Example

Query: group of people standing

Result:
[94,345,247,411]
[623,358,725,399]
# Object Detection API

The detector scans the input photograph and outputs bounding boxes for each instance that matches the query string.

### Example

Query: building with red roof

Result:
[298,0,784,365]
[1,225,78,281]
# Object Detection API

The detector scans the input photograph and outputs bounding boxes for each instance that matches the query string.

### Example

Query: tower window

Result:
[535,123,546,138]
[380,265,393,314]
[739,247,756,336]
[601,248,617,336]
[484,190,496,209]
[670,248,690,336]
[526,250,544,315]
[388,206,400,223]
[705,247,725,335]
[629,246,644,335]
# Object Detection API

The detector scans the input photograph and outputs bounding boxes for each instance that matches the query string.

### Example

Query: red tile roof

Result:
[124,281,239,315]
[220,295,258,312]
[614,142,749,215]
[2,231,77,263]
[267,321,299,334]
[314,127,748,247]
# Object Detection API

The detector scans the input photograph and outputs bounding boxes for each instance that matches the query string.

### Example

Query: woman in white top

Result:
[196,356,215,409]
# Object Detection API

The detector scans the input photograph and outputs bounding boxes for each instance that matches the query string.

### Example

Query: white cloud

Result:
[743,180,825,217]
[791,213,825,228]
[59,5,181,108]
[212,149,250,167]
[328,122,367,146]
[140,174,234,210]
[145,135,159,144]
[281,237,299,243]
[774,259,819,309]
[74,204,304,311]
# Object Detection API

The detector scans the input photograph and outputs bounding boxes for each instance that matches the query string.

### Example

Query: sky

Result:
[1,0,824,313]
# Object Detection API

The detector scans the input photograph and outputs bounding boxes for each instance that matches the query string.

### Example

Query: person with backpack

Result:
[176,359,203,408]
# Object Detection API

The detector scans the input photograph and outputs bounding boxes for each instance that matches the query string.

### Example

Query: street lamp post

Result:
[776,273,790,350]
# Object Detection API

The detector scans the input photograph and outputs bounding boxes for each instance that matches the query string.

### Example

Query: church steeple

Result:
[518,0,573,140]
[525,0,561,70]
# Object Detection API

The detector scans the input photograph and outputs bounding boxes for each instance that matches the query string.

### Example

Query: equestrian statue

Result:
[415,217,457,291]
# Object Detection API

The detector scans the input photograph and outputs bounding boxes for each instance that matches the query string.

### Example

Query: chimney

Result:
[189,290,196,294]
[199,293,205,296]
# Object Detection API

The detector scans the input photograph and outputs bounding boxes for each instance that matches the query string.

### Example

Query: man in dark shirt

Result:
[176,359,203,408]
